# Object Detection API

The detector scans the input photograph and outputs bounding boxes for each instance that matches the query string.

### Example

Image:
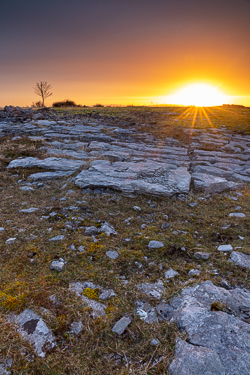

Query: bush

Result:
[93,103,104,107]
[52,100,77,108]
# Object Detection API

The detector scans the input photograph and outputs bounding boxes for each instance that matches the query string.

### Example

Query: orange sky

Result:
[0,0,250,107]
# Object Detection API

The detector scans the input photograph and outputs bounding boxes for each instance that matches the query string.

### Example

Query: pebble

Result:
[194,252,211,260]
[151,338,160,346]
[217,244,233,252]
[50,258,65,271]
[188,269,201,276]
[84,226,98,236]
[133,206,141,211]
[229,213,246,218]
[49,235,65,242]
[0,227,5,233]
[161,222,169,229]
[106,250,119,260]
[112,315,132,335]
[165,268,179,279]
[70,321,83,335]
[20,186,34,192]
[5,237,16,244]
[148,240,164,249]
[19,207,39,213]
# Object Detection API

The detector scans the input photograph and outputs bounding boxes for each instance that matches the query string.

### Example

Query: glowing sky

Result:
[0,0,250,106]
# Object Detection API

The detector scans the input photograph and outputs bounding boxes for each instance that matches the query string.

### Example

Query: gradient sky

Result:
[0,0,250,106]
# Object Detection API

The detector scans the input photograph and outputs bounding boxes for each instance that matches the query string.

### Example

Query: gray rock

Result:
[106,250,119,260]
[229,212,246,218]
[217,244,233,252]
[191,173,241,194]
[75,161,191,197]
[20,186,34,192]
[168,281,250,375]
[49,235,65,242]
[112,315,132,335]
[161,222,169,229]
[69,282,107,318]
[137,282,166,299]
[70,321,83,335]
[98,222,117,236]
[10,309,56,357]
[135,301,158,323]
[84,226,98,236]
[0,227,4,233]
[5,238,16,244]
[98,289,116,300]
[188,269,201,276]
[151,339,160,346]
[165,268,179,280]
[133,206,141,211]
[50,259,65,271]
[229,251,250,269]
[7,156,84,172]
[0,358,12,375]
[169,338,225,375]
[148,240,164,249]
[157,302,174,321]
[19,207,38,213]
[28,171,74,181]
[194,252,211,260]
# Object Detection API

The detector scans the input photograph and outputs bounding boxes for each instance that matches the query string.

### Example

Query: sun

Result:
[166,83,227,107]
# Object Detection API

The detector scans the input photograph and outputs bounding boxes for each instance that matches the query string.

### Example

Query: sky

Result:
[0,0,250,106]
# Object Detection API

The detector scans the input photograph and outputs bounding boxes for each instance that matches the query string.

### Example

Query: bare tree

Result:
[34,81,53,107]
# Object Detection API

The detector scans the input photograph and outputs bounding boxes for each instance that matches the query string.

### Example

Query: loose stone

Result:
[229,251,250,269]
[188,269,201,276]
[106,250,119,260]
[112,315,132,335]
[49,235,65,242]
[229,212,246,218]
[84,226,98,236]
[148,240,164,249]
[5,238,16,244]
[194,252,211,260]
[217,244,233,252]
[165,268,179,280]
[19,207,39,213]
[50,258,65,271]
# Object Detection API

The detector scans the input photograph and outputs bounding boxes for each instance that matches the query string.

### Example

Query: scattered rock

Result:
[9,309,56,357]
[0,358,12,375]
[137,282,166,299]
[49,235,65,242]
[0,227,4,233]
[98,222,117,236]
[194,252,211,260]
[217,244,233,252]
[106,250,119,260]
[50,258,65,271]
[5,238,16,244]
[70,321,83,335]
[229,251,250,269]
[148,240,164,249]
[229,212,246,218]
[165,268,179,280]
[135,301,158,323]
[112,315,132,335]
[188,269,201,276]
[84,226,98,236]
[151,338,160,346]
[19,207,39,213]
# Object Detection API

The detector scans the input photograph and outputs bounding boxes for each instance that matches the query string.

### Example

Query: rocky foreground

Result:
[0,106,250,374]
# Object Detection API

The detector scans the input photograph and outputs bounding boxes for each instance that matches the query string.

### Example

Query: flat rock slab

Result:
[169,338,226,375]
[7,156,85,171]
[168,281,250,375]
[10,309,56,357]
[191,173,241,193]
[75,160,191,197]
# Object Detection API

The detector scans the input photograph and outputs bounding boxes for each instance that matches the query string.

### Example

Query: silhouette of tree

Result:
[34,81,53,106]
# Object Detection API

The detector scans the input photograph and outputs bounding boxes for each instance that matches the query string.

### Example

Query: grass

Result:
[0,106,250,374]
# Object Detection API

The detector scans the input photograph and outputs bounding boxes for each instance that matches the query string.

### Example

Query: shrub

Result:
[93,103,104,107]
[52,100,77,108]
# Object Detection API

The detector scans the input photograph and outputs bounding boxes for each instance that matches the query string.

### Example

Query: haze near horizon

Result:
[0,0,250,107]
